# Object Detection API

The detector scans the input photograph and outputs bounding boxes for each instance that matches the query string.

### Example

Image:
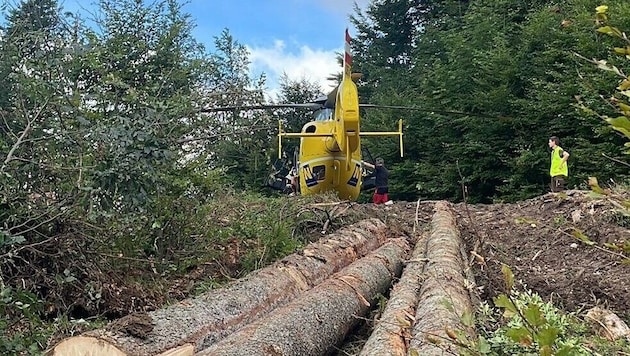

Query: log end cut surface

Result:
[51,336,127,356]
[51,336,195,356]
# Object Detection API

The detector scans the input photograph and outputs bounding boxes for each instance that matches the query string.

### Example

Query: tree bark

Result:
[197,238,410,356]
[359,232,429,356]
[408,201,476,355]
[51,219,390,356]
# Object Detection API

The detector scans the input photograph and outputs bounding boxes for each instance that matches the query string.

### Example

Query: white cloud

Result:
[247,41,342,100]
[243,0,373,101]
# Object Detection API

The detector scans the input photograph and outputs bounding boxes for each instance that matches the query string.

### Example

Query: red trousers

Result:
[372,192,389,204]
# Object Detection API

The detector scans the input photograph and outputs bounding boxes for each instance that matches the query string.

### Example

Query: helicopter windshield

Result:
[313,108,333,121]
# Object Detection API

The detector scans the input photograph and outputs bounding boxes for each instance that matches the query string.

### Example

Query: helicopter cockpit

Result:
[313,108,333,121]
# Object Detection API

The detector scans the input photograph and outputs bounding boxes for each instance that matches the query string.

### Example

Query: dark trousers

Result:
[551,175,566,192]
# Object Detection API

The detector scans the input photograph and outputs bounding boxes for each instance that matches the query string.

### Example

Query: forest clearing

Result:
[3,0,630,354]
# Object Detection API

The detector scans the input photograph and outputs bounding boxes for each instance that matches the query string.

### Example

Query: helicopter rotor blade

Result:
[324,86,338,109]
[200,103,323,112]
[198,101,507,119]
[358,104,510,119]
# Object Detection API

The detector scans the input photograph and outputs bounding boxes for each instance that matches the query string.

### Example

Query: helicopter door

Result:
[361,146,376,191]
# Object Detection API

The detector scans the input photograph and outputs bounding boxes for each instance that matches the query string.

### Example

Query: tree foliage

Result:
[352,0,630,203]
[577,4,630,154]
[0,1,270,350]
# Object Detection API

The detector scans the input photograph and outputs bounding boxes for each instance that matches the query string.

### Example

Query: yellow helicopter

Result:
[200,30,512,200]
[203,29,405,201]
[277,29,406,200]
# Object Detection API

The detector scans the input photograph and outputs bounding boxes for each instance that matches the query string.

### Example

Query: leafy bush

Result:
[461,265,630,356]
[479,289,592,355]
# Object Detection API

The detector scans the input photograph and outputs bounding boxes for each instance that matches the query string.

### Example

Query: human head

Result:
[548,136,560,149]
[375,157,384,166]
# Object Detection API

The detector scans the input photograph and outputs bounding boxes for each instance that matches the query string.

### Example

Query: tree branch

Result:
[8,209,68,237]
[1,98,50,173]
[602,153,630,168]
[7,157,96,171]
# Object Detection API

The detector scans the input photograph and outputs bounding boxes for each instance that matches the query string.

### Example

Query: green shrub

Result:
[463,265,630,356]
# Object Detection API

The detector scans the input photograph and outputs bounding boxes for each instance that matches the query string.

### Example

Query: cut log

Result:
[51,219,389,356]
[197,238,411,356]
[408,201,475,355]
[359,232,429,356]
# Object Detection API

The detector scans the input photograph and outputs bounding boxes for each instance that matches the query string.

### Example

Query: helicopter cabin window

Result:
[313,165,325,180]
[313,108,333,121]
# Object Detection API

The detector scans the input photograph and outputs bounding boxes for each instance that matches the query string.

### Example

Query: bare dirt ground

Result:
[376,190,630,321]
[454,191,630,319]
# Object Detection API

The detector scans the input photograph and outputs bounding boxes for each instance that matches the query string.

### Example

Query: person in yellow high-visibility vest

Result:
[548,136,570,192]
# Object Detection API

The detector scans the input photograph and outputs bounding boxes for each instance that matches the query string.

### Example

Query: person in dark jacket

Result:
[362,157,389,204]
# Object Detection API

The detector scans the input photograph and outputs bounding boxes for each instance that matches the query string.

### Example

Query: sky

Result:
[57,0,371,99]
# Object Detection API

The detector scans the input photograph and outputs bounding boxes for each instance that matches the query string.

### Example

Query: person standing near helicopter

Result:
[548,136,570,192]
[362,158,389,204]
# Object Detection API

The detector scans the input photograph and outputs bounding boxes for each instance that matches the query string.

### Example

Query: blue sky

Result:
[57,0,370,97]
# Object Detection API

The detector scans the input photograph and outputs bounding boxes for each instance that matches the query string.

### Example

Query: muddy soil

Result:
[454,191,630,319]
[378,191,630,320]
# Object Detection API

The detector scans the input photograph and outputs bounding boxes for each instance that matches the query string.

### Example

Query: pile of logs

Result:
[52,201,476,356]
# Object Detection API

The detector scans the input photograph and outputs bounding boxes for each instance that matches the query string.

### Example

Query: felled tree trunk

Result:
[408,201,476,355]
[359,231,429,356]
[52,219,390,356]
[197,239,410,356]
